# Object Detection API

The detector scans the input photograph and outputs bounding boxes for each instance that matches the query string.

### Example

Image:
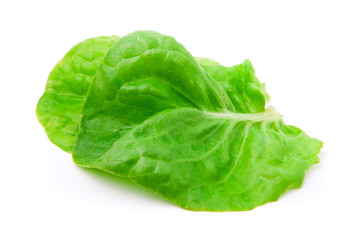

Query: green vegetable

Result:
[36,36,120,152]
[37,31,323,211]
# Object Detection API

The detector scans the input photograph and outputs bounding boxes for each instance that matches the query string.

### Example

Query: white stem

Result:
[204,106,282,122]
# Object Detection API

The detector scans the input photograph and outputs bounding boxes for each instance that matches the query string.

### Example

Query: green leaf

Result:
[36,37,261,153]
[70,31,322,211]
[197,57,271,112]
[36,36,120,152]
[86,108,321,211]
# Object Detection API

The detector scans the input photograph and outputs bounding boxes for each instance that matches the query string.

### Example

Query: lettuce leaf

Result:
[36,36,120,152]
[37,31,323,211]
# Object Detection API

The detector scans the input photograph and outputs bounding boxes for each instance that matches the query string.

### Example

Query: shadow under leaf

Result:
[79,166,173,206]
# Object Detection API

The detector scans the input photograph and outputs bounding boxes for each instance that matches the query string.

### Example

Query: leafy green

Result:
[36,36,120,152]
[196,57,270,113]
[37,31,323,211]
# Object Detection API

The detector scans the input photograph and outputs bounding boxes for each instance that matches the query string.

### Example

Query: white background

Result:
[1,0,362,239]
